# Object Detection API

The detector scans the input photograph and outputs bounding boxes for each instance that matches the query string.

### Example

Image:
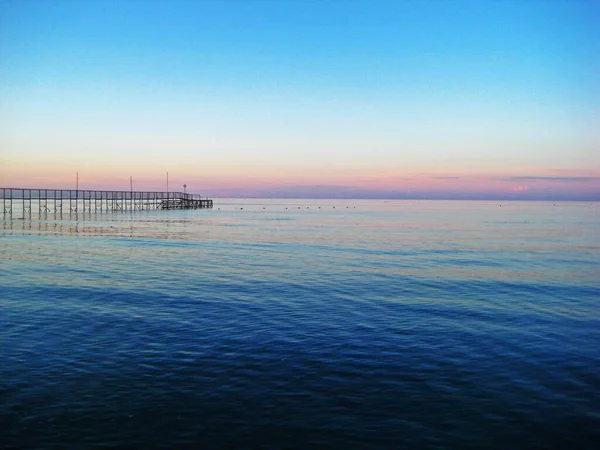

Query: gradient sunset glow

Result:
[1,1,598,200]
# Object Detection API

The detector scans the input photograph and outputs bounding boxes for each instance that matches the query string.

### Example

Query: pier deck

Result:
[1,188,213,216]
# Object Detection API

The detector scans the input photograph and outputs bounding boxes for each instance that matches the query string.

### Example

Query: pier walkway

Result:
[1,188,213,216]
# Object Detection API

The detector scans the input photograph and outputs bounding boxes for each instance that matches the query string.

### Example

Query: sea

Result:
[1,199,599,449]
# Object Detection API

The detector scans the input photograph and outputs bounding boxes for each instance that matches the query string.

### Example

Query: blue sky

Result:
[1,0,599,199]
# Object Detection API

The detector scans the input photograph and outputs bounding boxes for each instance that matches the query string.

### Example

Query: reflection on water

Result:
[1,211,201,239]
[2,200,600,448]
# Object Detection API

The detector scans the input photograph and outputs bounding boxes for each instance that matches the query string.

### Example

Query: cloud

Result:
[429,176,459,179]
[512,185,528,192]
[502,176,600,183]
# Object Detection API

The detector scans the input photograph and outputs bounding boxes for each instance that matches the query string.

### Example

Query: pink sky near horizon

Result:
[2,163,599,200]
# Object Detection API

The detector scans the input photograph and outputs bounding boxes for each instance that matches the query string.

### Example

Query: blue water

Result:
[2,200,599,448]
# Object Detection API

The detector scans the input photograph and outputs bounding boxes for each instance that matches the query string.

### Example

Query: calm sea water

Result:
[2,199,599,449]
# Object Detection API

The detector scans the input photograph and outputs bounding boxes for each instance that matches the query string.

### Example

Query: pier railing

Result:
[1,188,213,216]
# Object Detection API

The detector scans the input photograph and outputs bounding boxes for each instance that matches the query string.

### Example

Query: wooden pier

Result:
[1,187,213,217]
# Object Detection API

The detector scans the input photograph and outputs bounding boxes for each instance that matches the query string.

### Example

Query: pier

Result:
[1,188,213,217]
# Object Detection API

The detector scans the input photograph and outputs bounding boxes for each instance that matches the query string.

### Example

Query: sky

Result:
[1,0,599,199]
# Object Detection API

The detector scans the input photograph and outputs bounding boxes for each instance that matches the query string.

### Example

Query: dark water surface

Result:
[2,200,599,448]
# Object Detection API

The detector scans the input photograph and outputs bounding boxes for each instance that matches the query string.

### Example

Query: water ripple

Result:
[2,200,599,448]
